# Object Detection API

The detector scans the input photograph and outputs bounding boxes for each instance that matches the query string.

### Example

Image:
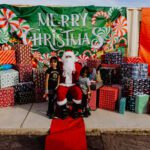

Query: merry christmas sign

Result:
[0,5,127,68]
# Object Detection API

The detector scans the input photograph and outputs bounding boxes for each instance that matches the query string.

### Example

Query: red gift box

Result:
[99,86,118,111]
[0,50,16,65]
[16,64,33,82]
[123,57,143,63]
[35,88,46,102]
[33,69,46,89]
[0,87,14,107]
[89,90,97,111]
[101,64,120,68]
[13,44,31,64]
[87,59,101,68]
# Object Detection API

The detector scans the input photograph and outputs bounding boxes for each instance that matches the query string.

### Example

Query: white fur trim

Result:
[57,98,67,106]
[62,51,76,63]
[73,99,82,104]
[64,51,74,57]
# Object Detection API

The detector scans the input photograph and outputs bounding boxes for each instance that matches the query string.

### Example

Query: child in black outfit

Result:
[43,57,60,119]
[79,66,91,117]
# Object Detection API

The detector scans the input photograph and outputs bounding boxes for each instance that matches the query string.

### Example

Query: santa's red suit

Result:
[57,51,82,106]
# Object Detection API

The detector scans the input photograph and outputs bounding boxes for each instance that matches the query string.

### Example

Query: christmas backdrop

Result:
[0,5,127,68]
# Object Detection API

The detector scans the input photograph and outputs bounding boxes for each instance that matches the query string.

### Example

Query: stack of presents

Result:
[0,44,150,116]
[0,44,46,107]
[86,52,150,115]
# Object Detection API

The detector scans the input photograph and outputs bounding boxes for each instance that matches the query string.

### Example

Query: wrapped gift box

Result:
[14,82,34,92]
[119,97,126,114]
[112,84,123,110]
[121,63,148,79]
[0,69,19,88]
[16,64,32,82]
[0,50,16,65]
[100,65,120,85]
[126,96,136,112]
[121,78,149,97]
[148,100,150,114]
[0,87,14,107]
[15,91,35,104]
[89,90,97,111]
[35,88,45,102]
[87,59,101,69]
[104,52,122,64]
[33,69,46,89]
[99,86,118,111]
[13,44,31,64]
[14,82,35,104]
[135,94,149,114]
[123,57,143,63]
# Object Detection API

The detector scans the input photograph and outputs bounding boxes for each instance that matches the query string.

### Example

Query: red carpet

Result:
[45,117,87,150]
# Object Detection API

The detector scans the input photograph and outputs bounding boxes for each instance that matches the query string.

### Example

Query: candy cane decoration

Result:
[50,51,57,57]
[119,37,127,45]
[113,16,127,37]
[106,34,118,50]
[83,50,93,56]
[32,51,41,60]
[92,11,109,25]
[91,42,99,52]
[0,29,10,44]
[16,18,30,44]
[24,38,32,47]
[0,8,19,32]
[39,53,51,65]
[77,54,89,66]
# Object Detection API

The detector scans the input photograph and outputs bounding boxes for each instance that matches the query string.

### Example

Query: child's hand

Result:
[55,86,59,90]
[87,92,91,100]
[43,93,48,100]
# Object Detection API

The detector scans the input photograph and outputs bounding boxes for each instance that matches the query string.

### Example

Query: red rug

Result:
[45,117,87,150]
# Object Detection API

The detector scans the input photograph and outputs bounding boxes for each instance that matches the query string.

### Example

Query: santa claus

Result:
[57,50,82,119]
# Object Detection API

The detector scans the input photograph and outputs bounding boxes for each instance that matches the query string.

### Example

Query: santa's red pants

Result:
[57,85,82,106]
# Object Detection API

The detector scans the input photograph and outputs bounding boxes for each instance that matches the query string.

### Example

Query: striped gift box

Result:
[0,50,16,65]
[99,86,118,111]
[123,57,143,63]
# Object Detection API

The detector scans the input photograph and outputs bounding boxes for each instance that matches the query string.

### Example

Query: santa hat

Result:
[62,50,76,62]
[63,50,74,57]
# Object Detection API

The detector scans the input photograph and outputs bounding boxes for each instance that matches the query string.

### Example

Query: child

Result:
[43,56,60,119]
[79,66,91,117]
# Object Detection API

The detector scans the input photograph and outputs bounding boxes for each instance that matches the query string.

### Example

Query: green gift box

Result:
[135,94,149,114]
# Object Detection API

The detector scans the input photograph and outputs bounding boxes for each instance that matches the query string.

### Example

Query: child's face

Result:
[51,60,57,68]
[83,71,87,77]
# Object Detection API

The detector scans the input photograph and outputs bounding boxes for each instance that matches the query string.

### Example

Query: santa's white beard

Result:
[63,58,75,75]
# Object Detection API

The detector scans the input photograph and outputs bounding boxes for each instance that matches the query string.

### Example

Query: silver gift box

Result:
[0,69,19,88]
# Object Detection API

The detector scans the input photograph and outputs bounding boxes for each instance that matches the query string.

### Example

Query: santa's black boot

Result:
[72,103,82,119]
[57,105,69,119]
